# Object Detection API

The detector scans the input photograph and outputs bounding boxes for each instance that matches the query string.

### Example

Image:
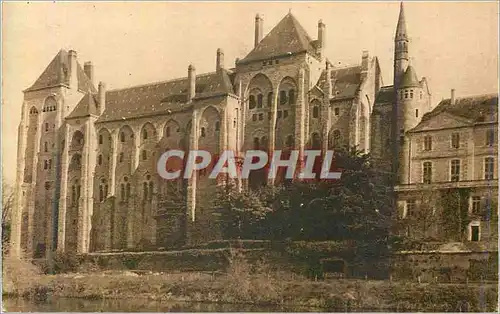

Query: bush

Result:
[2,246,42,296]
[52,251,81,273]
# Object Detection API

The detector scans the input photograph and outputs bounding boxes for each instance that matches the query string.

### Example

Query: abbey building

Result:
[11,3,497,258]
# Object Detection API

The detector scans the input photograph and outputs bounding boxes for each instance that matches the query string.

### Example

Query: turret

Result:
[98,81,106,115]
[394,2,409,87]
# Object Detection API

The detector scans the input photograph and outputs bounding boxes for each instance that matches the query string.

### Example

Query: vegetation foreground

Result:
[2,250,498,312]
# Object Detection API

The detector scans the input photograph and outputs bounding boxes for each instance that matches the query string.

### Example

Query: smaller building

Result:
[395,91,498,244]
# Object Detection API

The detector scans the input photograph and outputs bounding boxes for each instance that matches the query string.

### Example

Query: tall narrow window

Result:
[148,182,154,201]
[99,135,103,144]
[45,123,49,132]
[119,152,124,163]
[98,154,103,165]
[451,133,460,148]
[143,182,148,199]
[142,150,147,161]
[76,185,81,200]
[44,142,48,152]
[450,159,460,182]
[423,136,432,151]
[48,159,52,169]
[104,184,108,198]
[279,90,287,105]
[404,90,408,99]
[415,109,419,118]
[253,137,260,150]
[289,89,296,105]
[410,90,414,98]
[143,129,148,140]
[249,95,256,109]
[44,160,48,170]
[126,183,131,201]
[120,132,125,143]
[267,92,273,107]
[72,186,76,205]
[423,162,432,184]
[334,108,340,116]
[313,106,319,118]
[201,127,206,138]
[257,94,263,108]
[486,129,495,146]
[99,186,104,202]
[120,184,125,201]
[215,121,220,132]
[166,127,171,138]
[471,196,481,214]
[406,199,416,218]
[484,157,494,180]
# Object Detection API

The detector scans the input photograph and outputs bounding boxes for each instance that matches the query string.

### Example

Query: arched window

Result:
[279,90,287,105]
[119,152,124,162]
[142,150,147,161]
[257,94,263,108]
[148,181,154,201]
[289,89,296,105]
[249,95,256,109]
[120,132,125,142]
[44,160,48,170]
[104,184,108,198]
[99,135,103,144]
[143,129,148,140]
[126,183,131,200]
[30,107,38,115]
[215,121,220,132]
[267,92,273,107]
[166,127,171,138]
[48,159,52,169]
[313,106,319,118]
[98,154,102,165]
[143,182,148,199]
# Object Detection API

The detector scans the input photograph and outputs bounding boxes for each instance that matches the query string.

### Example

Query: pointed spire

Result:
[396,1,408,39]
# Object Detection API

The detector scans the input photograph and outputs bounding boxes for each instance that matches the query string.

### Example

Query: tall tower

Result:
[394,2,409,87]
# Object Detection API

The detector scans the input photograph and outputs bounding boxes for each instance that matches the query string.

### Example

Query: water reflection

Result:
[3,297,296,312]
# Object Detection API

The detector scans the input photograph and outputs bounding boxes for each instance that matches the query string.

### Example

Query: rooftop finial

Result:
[289,8,292,14]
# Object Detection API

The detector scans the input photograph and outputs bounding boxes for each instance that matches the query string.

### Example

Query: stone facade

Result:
[10,3,498,258]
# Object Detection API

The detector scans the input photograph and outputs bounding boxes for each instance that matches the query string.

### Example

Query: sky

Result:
[1,1,498,184]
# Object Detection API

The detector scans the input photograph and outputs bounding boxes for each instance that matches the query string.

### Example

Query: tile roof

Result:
[422,93,498,123]
[317,65,362,100]
[66,92,99,119]
[400,65,420,88]
[96,69,234,123]
[239,13,319,64]
[375,85,394,104]
[24,49,96,93]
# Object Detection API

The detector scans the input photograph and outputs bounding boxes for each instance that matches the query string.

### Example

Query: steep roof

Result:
[400,65,420,88]
[375,85,394,104]
[421,93,498,123]
[24,49,96,93]
[66,92,100,119]
[96,69,234,123]
[317,65,362,100]
[395,2,408,40]
[240,13,319,64]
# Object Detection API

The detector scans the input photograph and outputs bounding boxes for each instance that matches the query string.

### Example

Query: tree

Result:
[2,179,14,245]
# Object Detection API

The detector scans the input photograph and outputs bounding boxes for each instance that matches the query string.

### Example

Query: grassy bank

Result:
[3,250,498,312]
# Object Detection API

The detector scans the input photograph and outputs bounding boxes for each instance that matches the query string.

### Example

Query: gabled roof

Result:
[24,49,96,93]
[239,13,319,64]
[317,65,362,100]
[400,65,420,88]
[421,93,498,124]
[96,69,235,123]
[66,92,99,119]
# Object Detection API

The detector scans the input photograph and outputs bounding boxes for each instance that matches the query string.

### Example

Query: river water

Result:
[2,297,326,312]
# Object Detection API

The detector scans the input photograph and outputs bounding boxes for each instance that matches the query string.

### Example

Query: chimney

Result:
[361,50,369,81]
[216,48,224,73]
[84,61,94,86]
[254,14,263,48]
[68,50,78,89]
[317,20,326,58]
[451,89,456,105]
[98,81,106,115]
[188,64,196,103]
